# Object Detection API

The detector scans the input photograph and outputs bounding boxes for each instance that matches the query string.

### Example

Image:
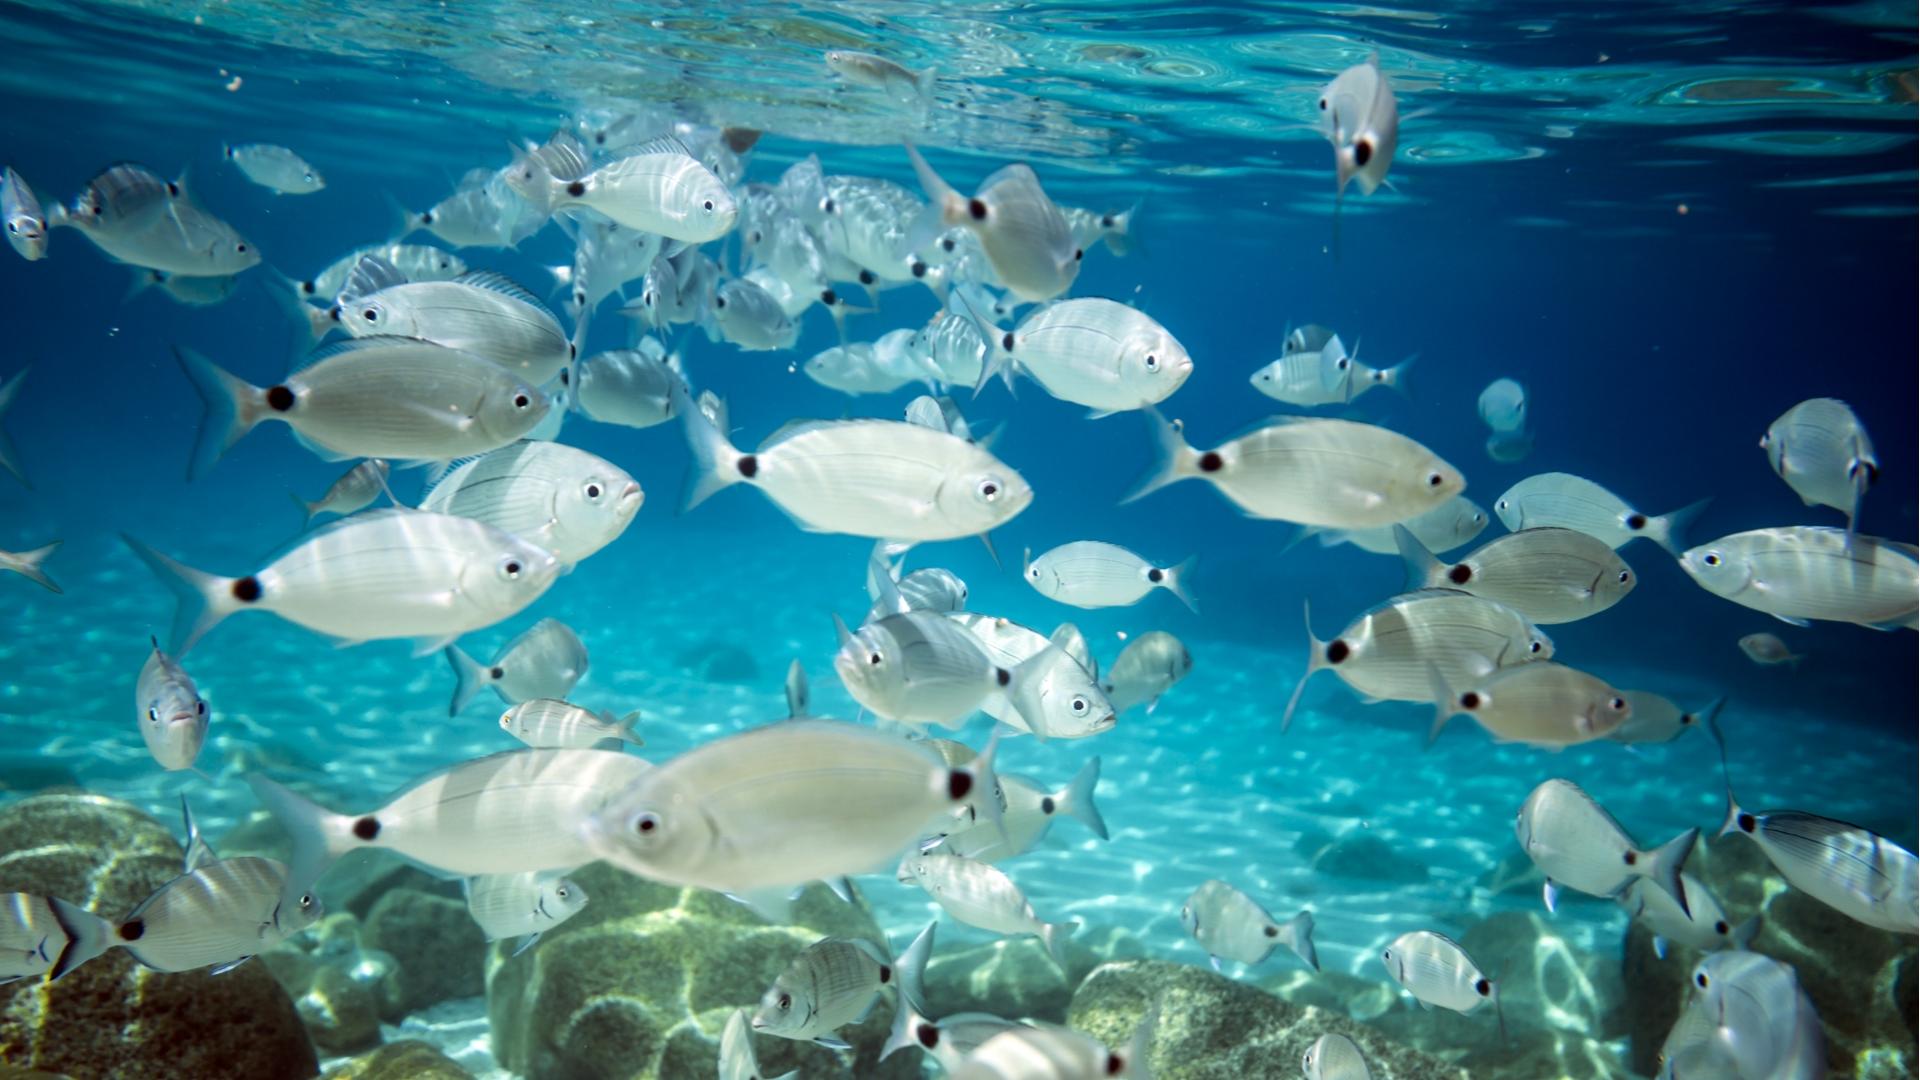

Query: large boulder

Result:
[1067,958,1470,1079]
[923,924,1146,1024]
[1622,834,1918,1077]
[0,793,318,1079]
[487,864,921,1080]
[1296,828,1432,885]
[364,888,487,1016]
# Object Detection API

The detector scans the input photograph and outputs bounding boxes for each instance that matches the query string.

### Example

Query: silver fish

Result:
[1680,526,1918,630]
[52,857,323,978]
[825,50,936,104]
[3,167,47,260]
[904,146,1079,303]
[1478,378,1527,434]
[501,699,644,750]
[1719,791,1918,935]
[1250,334,1408,408]
[569,343,681,429]
[1608,691,1722,746]
[223,143,324,195]
[1024,541,1196,612]
[866,563,969,623]
[135,638,208,772]
[463,870,587,954]
[1396,526,1635,625]
[445,617,590,715]
[1063,203,1140,257]
[910,306,992,390]
[945,614,1114,740]
[1685,952,1825,1079]
[1317,496,1489,557]
[126,268,241,307]
[0,894,99,983]
[298,243,467,303]
[1761,398,1876,541]
[334,261,571,384]
[1180,879,1317,972]
[752,924,934,1049]
[1494,473,1709,557]
[897,853,1073,969]
[1301,1033,1373,1080]
[722,1007,798,1080]
[1379,931,1500,1026]
[509,135,737,243]
[70,162,175,232]
[1619,872,1753,960]
[1738,632,1802,666]
[1318,54,1399,196]
[419,440,641,566]
[881,998,1020,1073]
[820,174,924,283]
[1517,778,1697,915]
[834,609,1010,731]
[1102,631,1193,714]
[60,166,259,276]
[1430,662,1632,747]
[1484,429,1534,464]
[706,276,798,352]
[949,1020,1152,1080]
[0,540,60,592]
[972,298,1193,415]
[123,509,562,656]
[292,459,390,524]
[924,759,1107,862]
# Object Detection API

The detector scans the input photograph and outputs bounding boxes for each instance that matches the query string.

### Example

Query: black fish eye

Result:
[1071,697,1088,713]
[1427,473,1444,486]
[299,894,314,909]
[868,652,883,666]
[1144,354,1158,370]
[1530,641,1542,653]
[363,308,378,321]
[236,243,248,252]
[196,701,207,714]
[1703,553,1721,566]
[503,561,522,577]
[635,812,660,834]
[1618,571,1630,583]
[1319,97,1328,111]
[585,483,603,499]
[147,707,158,723]
[1696,973,1709,988]
[778,993,791,1010]
[703,200,713,211]
[557,887,570,899]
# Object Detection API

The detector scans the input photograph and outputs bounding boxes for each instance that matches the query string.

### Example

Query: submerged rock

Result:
[1300,829,1432,884]
[673,639,761,683]
[923,924,1146,1023]
[364,888,488,1016]
[321,1039,473,1080]
[0,793,319,1080]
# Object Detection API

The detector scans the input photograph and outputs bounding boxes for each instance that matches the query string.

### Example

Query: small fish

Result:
[463,870,587,955]
[706,276,799,352]
[419,441,642,567]
[1761,398,1876,542]
[1477,378,1527,434]
[291,459,390,524]
[1429,661,1632,748]
[1102,631,1193,714]
[1494,473,1710,557]
[582,720,996,900]
[0,540,60,593]
[1719,791,1918,935]
[903,145,1079,303]
[0,367,26,486]
[1063,203,1141,257]
[1607,691,1722,746]
[297,243,467,303]
[568,343,682,429]
[1249,334,1409,408]
[223,143,324,195]
[785,659,811,719]
[970,298,1193,415]
[1483,429,1534,464]
[897,853,1073,969]
[60,165,259,277]
[1024,542,1196,612]
[500,699,644,750]
[51,857,323,978]
[250,748,654,915]
[1180,879,1317,973]
[0,894,101,983]
[924,759,1107,862]
[722,1007,798,1080]
[3,167,47,260]
[1685,951,1826,1079]
[903,394,977,442]
[943,614,1113,740]
[1301,1033,1373,1080]
[1126,410,1464,529]
[123,510,562,656]
[135,638,208,773]
[949,1021,1153,1080]
[1682,527,1918,631]
[334,260,572,383]
[1316,496,1489,557]
[445,618,590,715]
[1619,873,1754,959]
[1516,778,1697,915]
[1395,525,1635,625]
[1379,931,1501,1033]
[752,923,935,1049]
[125,268,241,307]
[508,136,737,244]
[1738,632,1802,667]
[866,561,969,623]
[834,609,1013,731]
[1318,54,1399,196]
[825,50,936,105]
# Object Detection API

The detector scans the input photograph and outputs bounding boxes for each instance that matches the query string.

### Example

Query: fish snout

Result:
[616,482,644,516]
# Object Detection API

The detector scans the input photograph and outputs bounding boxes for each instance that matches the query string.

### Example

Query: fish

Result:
[945,614,1115,740]
[1494,473,1710,557]
[418,441,642,567]
[1685,951,1826,1079]
[1179,879,1318,972]
[122,509,562,656]
[292,459,390,524]
[751,923,935,1049]
[806,330,934,396]
[0,894,100,983]
[1102,631,1193,714]
[568,343,682,429]
[0,367,27,486]
[880,998,1020,1072]
[903,394,977,443]
[896,853,1073,969]
[1316,496,1489,557]
[948,1021,1153,1080]
[825,50,936,105]
[126,268,242,307]
[135,638,209,773]
[249,747,654,915]
[296,243,468,303]
[910,306,993,391]
[3,167,47,260]
[1484,430,1534,464]
[1063,203,1141,257]
[69,162,176,232]
[923,758,1107,862]
[0,541,60,593]
[721,1007,798,1080]
[1654,995,1737,1079]
[1395,525,1635,625]
[1282,591,1554,733]
[394,173,542,250]
[508,136,737,243]
[445,617,591,715]
[223,143,324,195]
[1719,791,1918,935]
[1516,778,1697,916]
[582,720,997,900]
[1738,632,1802,667]
[903,145,1079,303]
[1608,691,1723,746]
[970,298,1193,415]
[50,856,324,978]
[1429,662,1633,747]
[833,608,1016,731]
[1125,410,1465,529]
[1024,542,1197,612]
[1301,1033,1373,1080]
[1761,398,1876,542]
[1680,527,1918,630]
[679,392,1032,542]
[1477,378,1528,434]
[1619,872,1755,959]
[1318,54,1399,196]
[174,340,549,478]
[59,165,260,277]
[463,870,588,955]
[1249,334,1409,408]
[706,276,799,352]
[334,260,572,383]
[500,699,644,750]
[1379,931,1501,1033]
[866,560,970,622]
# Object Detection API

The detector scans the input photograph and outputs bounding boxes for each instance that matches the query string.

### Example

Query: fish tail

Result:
[893,920,936,1012]
[542,263,573,294]
[1059,756,1109,840]
[262,267,337,347]
[1160,554,1199,614]
[900,143,965,257]
[120,534,241,654]
[1118,405,1200,506]
[1281,910,1319,972]
[674,383,744,512]
[1377,352,1416,394]
[1650,496,1713,558]
[443,644,487,716]
[881,988,929,1062]
[1039,919,1075,972]
[1279,600,1324,734]
[1730,914,1762,951]
[45,897,113,981]
[173,345,270,480]
[962,731,1006,846]
[1002,651,1053,743]
[784,658,810,719]
[1422,661,1456,749]
[9,540,61,594]
[1392,523,1445,592]
[288,489,320,525]
[246,774,359,919]
[1640,827,1700,919]
[608,710,646,746]
[380,190,421,242]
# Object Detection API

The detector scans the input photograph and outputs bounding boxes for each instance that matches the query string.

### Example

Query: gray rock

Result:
[674,640,760,683]
[924,924,1146,1023]
[321,1039,474,1080]
[1303,830,1431,884]
[364,888,486,1018]
[297,964,383,1055]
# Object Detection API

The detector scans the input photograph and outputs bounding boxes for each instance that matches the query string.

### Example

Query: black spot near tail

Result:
[353,816,381,841]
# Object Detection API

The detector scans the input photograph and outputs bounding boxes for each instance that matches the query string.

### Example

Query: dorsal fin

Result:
[453,271,555,319]
[294,335,448,373]
[339,254,406,303]
[632,135,693,159]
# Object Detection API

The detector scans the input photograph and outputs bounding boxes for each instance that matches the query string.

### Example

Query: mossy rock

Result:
[364,888,486,1017]
[321,1039,473,1079]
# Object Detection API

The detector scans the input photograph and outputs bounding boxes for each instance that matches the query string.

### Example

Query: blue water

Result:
[0,1,1913,1076]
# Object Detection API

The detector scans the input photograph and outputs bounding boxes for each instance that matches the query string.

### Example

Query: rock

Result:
[321,1040,473,1080]
[296,964,383,1055]
[1621,834,1919,1077]
[673,640,760,683]
[1261,967,1399,1022]
[1068,959,1469,1079]
[924,924,1146,1023]
[364,888,486,1017]
[0,793,319,1080]
[1302,830,1431,884]
[487,864,920,1080]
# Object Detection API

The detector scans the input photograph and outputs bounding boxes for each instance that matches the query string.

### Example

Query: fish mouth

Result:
[616,482,644,516]
[164,712,199,728]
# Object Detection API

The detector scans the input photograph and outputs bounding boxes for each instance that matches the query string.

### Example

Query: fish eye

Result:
[633,811,662,835]
[777,993,792,1011]
[941,236,955,252]
[1318,97,1329,111]
[514,393,532,409]
[1354,138,1374,168]
[1695,973,1709,989]
[1144,353,1159,371]
[1529,640,1543,654]
[196,700,207,715]
[363,308,379,322]
[499,558,525,580]
[749,230,761,244]
[1474,977,1490,996]
[1496,499,1509,511]
[557,886,570,899]
[868,651,883,666]
[1070,696,1089,714]
[236,243,248,253]
[1427,473,1444,487]
[1610,697,1626,710]
[1714,920,1729,935]
[1382,949,1391,960]
[299,894,315,910]
[584,481,604,500]
[702,200,714,212]
[147,707,159,723]
[822,197,836,214]
[1703,553,1721,567]
[1617,570,1630,584]
[976,478,1003,502]
[1337,357,1350,369]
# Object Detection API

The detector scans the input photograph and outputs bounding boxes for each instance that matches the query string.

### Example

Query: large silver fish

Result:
[948,1020,1152,1080]
[59,165,259,276]
[463,870,587,955]
[834,609,1011,731]
[334,259,572,383]
[1318,54,1399,197]
[1761,398,1876,542]
[509,135,737,243]
[134,638,208,772]
[1680,526,1918,630]
[0,893,100,983]
[1618,872,1754,960]
[1515,778,1697,916]
[418,441,641,566]
[568,343,682,429]
[945,614,1114,739]
[1494,472,1709,557]
[1428,661,1632,748]
[51,857,323,978]
[904,145,1079,303]
[1684,952,1825,1079]
[1396,525,1635,625]
[1379,931,1501,1030]
[972,298,1192,415]
[1719,790,1917,935]
[1302,1033,1373,1080]
[897,853,1073,969]
[444,616,590,715]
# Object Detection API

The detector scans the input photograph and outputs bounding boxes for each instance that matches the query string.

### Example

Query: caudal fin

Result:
[1650,496,1713,558]
[1278,910,1319,972]
[1119,406,1200,506]
[1058,757,1109,840]
[674,384,745,512]
[900,143,963,259]
[1374,353,1416,395]
[784,658,810,719]
[1158,554,1198,614]
[444,644,488,716]
[1279,601,1325,734]
[173,346,270,480]
[1039,919,1075,972]
[882,992,932,1063]
[7,540,61,594]
[1393,524,1446,592]
[893,920,936,1012]
[45,897,113,981]
[1638,827,1699,919]
[1423,662,1458,748]
[603,710,646,746]
[121,535,240,654]
[246,775,359,921]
